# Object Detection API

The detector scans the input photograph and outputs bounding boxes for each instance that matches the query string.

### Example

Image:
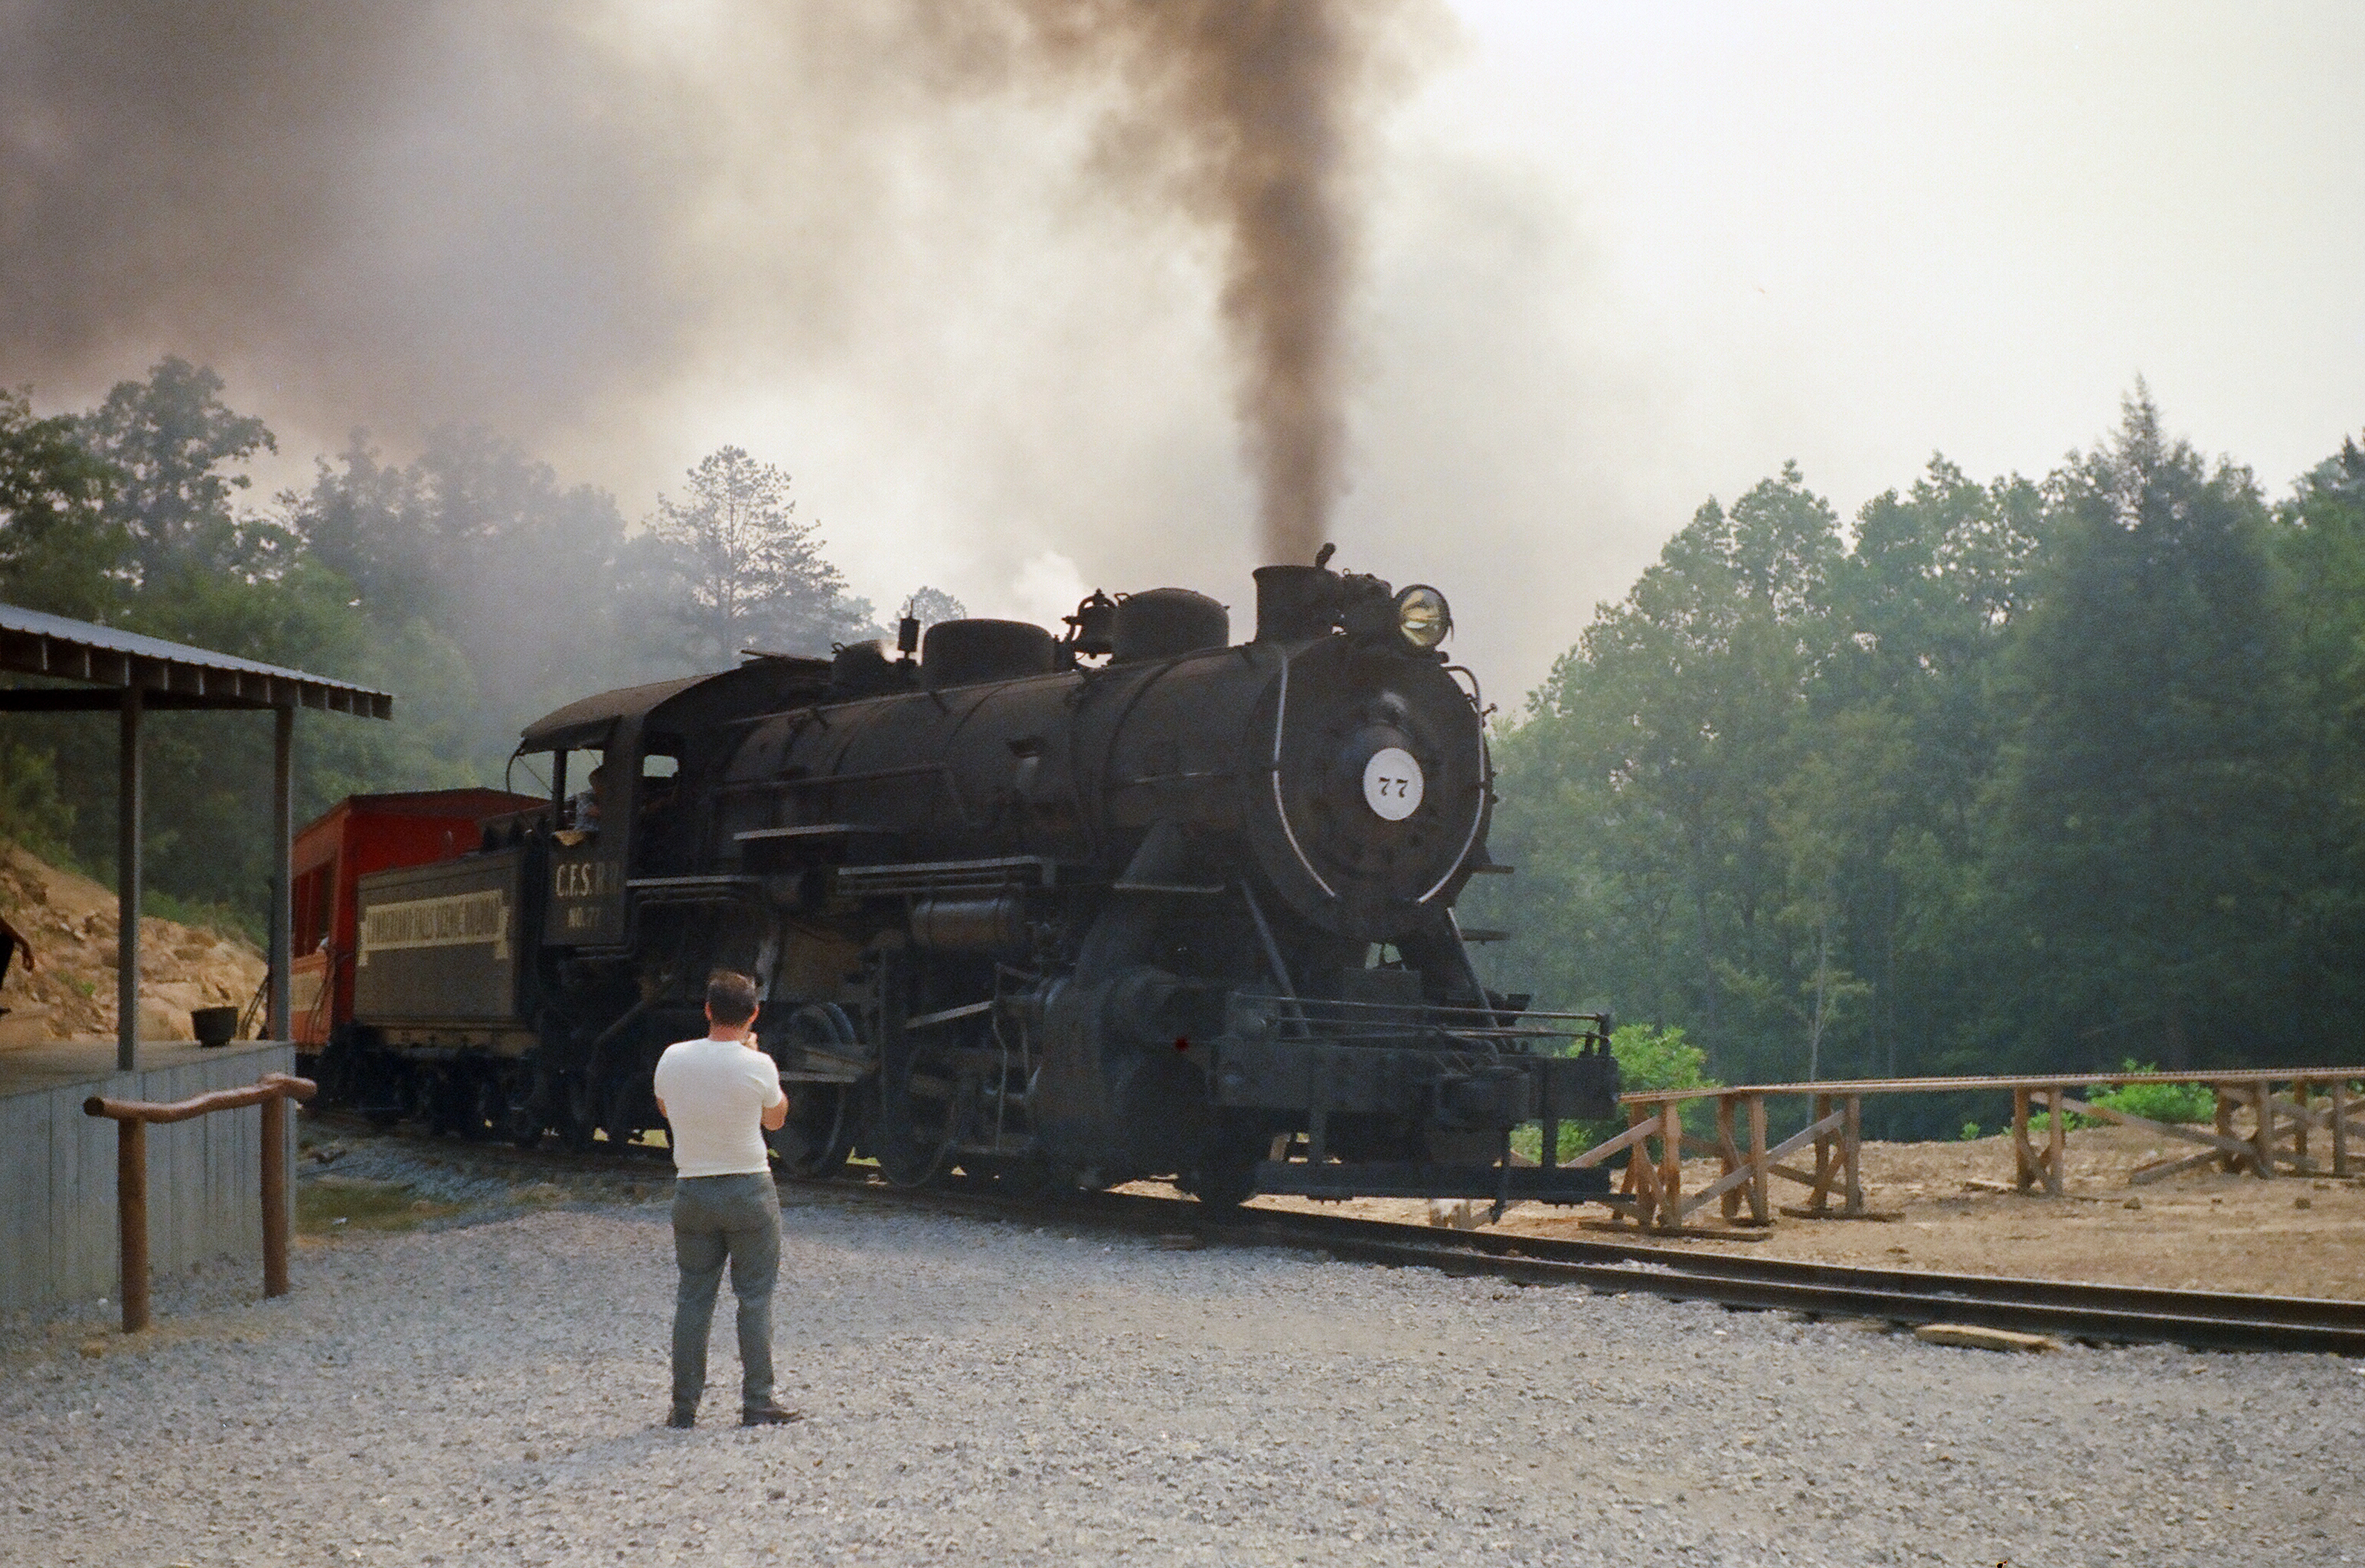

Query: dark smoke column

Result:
[1008,0,1420,566]
[1197,1,1352,568]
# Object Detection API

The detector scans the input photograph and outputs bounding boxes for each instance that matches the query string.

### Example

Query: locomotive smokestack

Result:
[1253,564,1339,643]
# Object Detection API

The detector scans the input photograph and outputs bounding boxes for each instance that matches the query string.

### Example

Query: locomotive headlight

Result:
[1395,586,1450,651]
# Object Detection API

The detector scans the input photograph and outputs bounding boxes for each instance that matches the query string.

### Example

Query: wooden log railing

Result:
[82,1072,316,1332]
[1586,1067,2365,1236]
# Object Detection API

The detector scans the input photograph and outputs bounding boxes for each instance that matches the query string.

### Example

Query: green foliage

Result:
[1604,1021,1716,1096]
[1958,1122,1982,1141]
[1477,396,2365,1137]
[80,357,274,584]
[0,385,125,620]
[144,889,262,948]
[0,744,77,864]
[0,363,889,931]
[1518,1023,1720,1163]
[647,446,876,665]
[2087,1062,2214,1126]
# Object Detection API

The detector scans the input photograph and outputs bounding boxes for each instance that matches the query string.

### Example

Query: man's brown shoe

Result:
[740,1402,804,1427]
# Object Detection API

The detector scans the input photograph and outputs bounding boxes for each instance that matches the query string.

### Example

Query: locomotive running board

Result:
[1253,1160,1612,1203]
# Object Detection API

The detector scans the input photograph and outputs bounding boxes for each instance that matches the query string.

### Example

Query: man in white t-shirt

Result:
[652,969,800,1429]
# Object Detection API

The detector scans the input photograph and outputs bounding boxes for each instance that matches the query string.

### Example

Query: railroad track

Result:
[310,1116,2365,1356]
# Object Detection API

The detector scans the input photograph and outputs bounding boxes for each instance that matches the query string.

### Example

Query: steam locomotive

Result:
[316,561,1619,1206]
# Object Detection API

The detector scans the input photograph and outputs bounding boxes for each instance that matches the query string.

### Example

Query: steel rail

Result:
[876,1183,2365,1356]
[311,1115,2365,1355]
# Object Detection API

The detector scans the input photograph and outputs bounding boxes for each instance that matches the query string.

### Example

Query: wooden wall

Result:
[2,1042,296,1319]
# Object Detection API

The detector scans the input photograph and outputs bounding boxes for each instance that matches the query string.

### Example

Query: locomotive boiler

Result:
[324,560,1620,1207]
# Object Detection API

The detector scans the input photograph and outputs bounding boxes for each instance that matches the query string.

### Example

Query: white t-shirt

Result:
[652,1036,786,1178]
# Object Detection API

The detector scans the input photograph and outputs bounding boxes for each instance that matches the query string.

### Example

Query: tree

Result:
[286,424,640,766]
[0,386,124,620]
[648,447,869,665]
[1987,390,2305,1068]
[79,358,274,583]
[901,586,966,630]
[1473,463,1847,1086]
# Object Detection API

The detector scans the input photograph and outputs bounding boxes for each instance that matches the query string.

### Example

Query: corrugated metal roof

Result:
[0,601,393,718]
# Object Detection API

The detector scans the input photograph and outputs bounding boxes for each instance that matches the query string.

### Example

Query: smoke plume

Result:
[980,1,1421,565]
[1,1,1432,568]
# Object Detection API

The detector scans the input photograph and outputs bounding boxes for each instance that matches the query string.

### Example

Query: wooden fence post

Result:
[1620,1104,1651,1228]
[117,1117,149,1333]
[1717,1095,1742,1222]
[1656,1099,1683,1231]
[2012,1087,2036,1191]
[2334,1079,2351,1179]
[262,1094,291,1298]
[1746,1095,1770,1225]
[2046,1086,2066,1197]
[2252,1079,2274,1179]
[1810,1093,1834,1213]
[1842,1095,1864,1215]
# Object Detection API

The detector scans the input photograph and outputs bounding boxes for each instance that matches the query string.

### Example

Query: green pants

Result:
[669,1172,780,1412]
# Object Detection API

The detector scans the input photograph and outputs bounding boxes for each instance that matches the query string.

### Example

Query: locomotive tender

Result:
[323,561,1620,1206]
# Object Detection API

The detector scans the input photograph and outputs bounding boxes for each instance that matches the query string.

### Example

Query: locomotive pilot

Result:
[652,969,801,1429]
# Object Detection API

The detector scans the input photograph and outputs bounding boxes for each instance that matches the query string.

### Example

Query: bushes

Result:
[1515,1022,1720,1163]
[2087,1063,2216,1126]
[2023,1060,2216,1136]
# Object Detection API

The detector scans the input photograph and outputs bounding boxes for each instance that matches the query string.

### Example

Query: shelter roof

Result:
[0,602,393,718]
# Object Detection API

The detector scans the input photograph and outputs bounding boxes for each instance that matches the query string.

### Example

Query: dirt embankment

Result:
[0,839,265,1046]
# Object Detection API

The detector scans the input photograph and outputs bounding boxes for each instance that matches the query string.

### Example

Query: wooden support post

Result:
[1656,1100,1683,1231]
[116,684,143,1074]
[1716,1095,1742,1221]
[116,1117,148,1333]
[1842,1095,1864,1215]
[261,1093,291,1298]
[2046,1086,2066,1198]
[2334,1079,2351,1179]
[1810,1093,1834,1213]
[1538,1056,1558,1172]
[268,705,294,1042]
[1746,1095,1770,1225]
[2012,1087,2036,1191]
[2290,1080,2310,1167]
[1619,1104,1650,1228]
[2214,1087,2239,1173]
[2252,1079,2274,1179]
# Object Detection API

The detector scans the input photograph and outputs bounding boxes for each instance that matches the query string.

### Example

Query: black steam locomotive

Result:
[323,561,1619,1206]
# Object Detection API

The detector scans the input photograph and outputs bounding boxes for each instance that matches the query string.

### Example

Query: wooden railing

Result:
[1597,1068,2365,1235]
[82,1072,316,1331]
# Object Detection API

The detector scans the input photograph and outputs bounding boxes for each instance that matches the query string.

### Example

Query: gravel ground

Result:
[5,1153,2364,1568]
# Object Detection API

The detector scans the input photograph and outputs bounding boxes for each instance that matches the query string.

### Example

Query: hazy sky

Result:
[632,0,2365,694]
[13,2,2362,698]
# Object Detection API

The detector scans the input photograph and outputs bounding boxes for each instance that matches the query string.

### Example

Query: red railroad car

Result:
[289,789,541,1060]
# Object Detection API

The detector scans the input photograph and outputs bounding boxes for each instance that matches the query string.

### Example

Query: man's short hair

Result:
[706,969,760,1026]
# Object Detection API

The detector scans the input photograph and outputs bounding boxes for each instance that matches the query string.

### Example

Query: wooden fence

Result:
[83,1072,315,1331]
[1590,1068,2365,1234]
